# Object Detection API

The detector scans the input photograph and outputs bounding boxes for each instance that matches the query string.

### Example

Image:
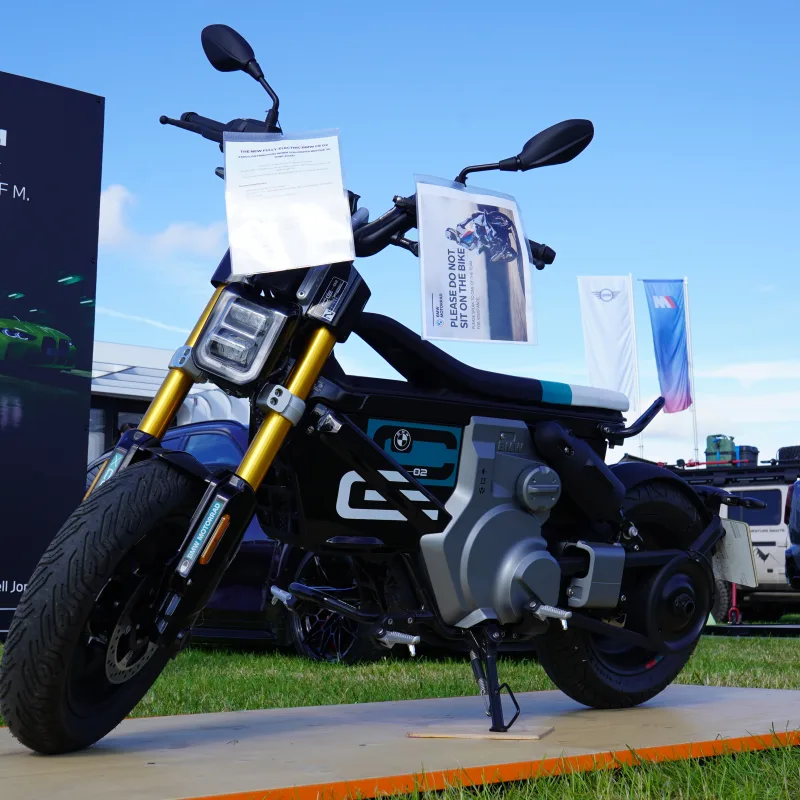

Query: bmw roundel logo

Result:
[393,428,412,452]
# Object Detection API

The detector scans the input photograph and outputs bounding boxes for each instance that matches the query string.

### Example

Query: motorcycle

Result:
[445,207,518,263]
[0,24,760,755]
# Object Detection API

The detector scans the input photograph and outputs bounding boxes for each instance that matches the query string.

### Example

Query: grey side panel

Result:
[419,417,561,627]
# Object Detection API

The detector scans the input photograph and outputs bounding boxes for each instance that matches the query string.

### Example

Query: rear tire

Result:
[0,459,204,754]
[536,480,708,709]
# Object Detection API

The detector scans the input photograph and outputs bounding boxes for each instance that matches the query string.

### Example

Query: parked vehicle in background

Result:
[86,420,375,663]
[0,317,76,367]
[668,455,800,621]
[786,478,800,591]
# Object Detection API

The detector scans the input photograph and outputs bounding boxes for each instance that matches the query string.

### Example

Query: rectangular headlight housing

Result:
[193,288,290,385]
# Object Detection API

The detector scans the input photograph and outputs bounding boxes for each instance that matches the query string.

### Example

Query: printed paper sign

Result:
[223,130,355,276]
[416,177,535,344]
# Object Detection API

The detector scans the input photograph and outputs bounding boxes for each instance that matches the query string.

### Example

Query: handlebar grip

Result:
[181,112,227,132]
[529,240,556,265]
[160,115,223,145]
[353,205,414,258]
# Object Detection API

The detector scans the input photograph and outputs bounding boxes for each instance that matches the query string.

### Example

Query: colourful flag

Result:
[642,279,692,413]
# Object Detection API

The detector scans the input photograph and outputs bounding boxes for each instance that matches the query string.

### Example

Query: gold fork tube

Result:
[137,285,226,439]
[236,326,336,489]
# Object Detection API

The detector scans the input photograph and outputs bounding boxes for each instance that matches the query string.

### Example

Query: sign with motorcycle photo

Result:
[416,176,536,344]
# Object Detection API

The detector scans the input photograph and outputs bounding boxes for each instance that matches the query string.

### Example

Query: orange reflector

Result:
[199,514,231,565]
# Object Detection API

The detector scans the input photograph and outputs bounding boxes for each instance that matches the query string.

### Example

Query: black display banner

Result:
[0,72,104,634]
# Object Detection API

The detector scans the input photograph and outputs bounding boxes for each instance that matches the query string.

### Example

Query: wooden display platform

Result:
[1,685,798,800]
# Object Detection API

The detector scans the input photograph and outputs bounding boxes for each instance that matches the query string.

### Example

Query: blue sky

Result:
[4,1,799,463]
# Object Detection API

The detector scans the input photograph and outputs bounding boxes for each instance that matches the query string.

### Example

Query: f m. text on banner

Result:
[642,279,692,413]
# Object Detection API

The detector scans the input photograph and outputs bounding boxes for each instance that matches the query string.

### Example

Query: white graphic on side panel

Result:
[336,470,439,521]
[0,130,7,147]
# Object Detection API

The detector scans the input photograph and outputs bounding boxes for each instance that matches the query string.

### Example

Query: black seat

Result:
[351,313,555,407]
[347,313,628,413]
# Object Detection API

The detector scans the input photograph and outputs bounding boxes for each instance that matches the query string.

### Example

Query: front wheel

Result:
[536,480,710,709]
[0,459,204,754]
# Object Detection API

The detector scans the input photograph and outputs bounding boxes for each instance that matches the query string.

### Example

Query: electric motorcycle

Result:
[0,24,762,755]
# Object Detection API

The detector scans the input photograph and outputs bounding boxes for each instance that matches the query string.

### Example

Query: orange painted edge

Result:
[187,729,800,800]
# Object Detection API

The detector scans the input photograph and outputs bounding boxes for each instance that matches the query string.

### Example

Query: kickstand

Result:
[468,625,521,733]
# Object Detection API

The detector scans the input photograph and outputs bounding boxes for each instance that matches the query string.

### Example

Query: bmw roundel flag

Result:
[642,279,693,413]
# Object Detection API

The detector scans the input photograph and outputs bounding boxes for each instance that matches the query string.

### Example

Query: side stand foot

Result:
[468,624,520,733]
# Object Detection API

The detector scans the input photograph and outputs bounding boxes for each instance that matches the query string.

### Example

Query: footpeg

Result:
[270,586,296,609]
[529,600,572,629]
[376,630,421,648]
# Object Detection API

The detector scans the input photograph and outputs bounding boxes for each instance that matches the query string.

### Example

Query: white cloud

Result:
[98,185,226,259]
[152,221,228,258]
[98,184,135,247]
[96,306,191,334]
[697,360,800,387]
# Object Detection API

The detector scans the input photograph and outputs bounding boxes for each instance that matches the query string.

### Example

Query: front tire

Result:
[0,459,204,754]
[536,480,709,709]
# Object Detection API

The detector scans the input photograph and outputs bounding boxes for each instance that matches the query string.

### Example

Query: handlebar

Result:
[180,112,228,132]
[160,112,274,148]
[162,113,556,267]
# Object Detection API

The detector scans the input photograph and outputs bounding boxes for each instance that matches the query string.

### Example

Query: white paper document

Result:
[416,176,536,344]
[223,131,355,276]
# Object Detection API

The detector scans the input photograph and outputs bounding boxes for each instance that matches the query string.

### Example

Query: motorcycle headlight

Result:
[193,289,290,385]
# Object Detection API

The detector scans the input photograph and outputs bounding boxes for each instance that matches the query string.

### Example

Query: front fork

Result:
[86,285,228,496]
[155,324,336,640]
[85,285,336,641]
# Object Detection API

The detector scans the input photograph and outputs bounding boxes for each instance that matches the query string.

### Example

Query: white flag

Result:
[577,276,639,412]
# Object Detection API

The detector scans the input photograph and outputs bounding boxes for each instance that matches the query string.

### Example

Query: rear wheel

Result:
[536,480,710,709]
[0,459,204,754]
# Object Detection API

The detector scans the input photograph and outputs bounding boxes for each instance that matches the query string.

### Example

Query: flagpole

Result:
[629,273,645,458]
[683,276,700,462]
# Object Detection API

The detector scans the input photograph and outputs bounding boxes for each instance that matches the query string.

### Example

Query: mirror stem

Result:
[257,77,281,132]
[258,77,280,111]
[454,162,499,185]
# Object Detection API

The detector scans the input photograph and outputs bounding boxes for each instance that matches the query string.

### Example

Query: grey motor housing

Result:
[420,417,562,627]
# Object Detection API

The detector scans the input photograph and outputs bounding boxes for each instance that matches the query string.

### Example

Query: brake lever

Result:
[390,233,419,257]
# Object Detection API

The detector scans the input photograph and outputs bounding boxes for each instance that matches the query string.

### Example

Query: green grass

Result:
[117,637,800,717]
[2,637,799,798]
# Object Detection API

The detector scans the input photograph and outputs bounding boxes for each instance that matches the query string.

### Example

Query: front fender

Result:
[150,447,211,481]
[609,461,712,524]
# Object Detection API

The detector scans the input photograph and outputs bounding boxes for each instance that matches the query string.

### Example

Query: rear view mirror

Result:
[201,24,263,80]
[503,119,594,173]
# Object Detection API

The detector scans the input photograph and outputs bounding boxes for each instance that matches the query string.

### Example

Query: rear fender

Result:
[609,461,712,524]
